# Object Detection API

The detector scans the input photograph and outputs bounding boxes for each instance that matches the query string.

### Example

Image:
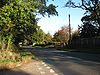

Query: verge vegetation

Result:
[0,49,35,69]
[0,0,57,70]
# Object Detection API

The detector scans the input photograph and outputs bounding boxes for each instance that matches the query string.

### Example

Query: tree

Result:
[78,22,98,38]
[0,0,58,51]
[53,25,70,43]
[44,33,52,43]
[72,30,80,40]
[66,0,100,26]
[0,0,9,8]
[32,27,45,44]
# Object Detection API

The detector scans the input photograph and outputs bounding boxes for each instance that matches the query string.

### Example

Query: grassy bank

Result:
[0,49,35,70]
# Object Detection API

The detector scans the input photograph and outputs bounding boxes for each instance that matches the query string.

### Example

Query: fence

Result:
[70,38,100,48]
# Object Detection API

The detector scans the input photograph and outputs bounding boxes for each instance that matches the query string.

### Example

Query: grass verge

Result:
[0,49,35,70]
[34,45,54,48]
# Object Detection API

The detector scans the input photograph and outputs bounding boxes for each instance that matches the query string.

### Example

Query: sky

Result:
[37,0,85,36]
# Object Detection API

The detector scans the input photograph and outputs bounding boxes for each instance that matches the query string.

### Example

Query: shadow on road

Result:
[24,46,100,63]
[0,68,32,75]
[53,51,100,62]
[23,46,100,75]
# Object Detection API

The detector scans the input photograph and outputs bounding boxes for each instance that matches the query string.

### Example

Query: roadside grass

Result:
[57,48,100,54]
[34,45,54,48]
[0,49,35,70]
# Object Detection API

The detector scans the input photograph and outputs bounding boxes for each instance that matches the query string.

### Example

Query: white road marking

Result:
[44,64,47,66]
[46,66,50,69]
[42,62,45,64]
[35,61,59,75]
[50,69,55,73]
[38,68,42,70]
[40,71,45,74]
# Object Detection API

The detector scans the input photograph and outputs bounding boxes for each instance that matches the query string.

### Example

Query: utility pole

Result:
[69,14,71,44]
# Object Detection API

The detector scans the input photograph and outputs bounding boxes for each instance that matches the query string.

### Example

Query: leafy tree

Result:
[72,30,80,40]
[53,30,63,42]
[25,26,53,45]
[44,33,52,43]
[0,0,58,51]
[32,28,45,44]
[66,0,100,26]
[53,25,70,43]
[0,0,9,8]
[79,22,98,38]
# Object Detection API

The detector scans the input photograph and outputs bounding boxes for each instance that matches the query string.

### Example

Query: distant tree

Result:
[66,0,100,27]
[53,25,71,43]
[44,33,52,43]
[27,26,45,44]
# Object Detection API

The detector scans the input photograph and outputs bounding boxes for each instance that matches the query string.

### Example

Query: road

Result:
[24,46,100,75]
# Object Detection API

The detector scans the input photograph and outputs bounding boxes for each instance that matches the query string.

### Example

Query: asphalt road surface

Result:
[24,46,100,75]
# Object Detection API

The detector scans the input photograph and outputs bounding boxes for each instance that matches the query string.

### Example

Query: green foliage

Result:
[0,0,58,51]
[0,0,58,69]
[79,22,98,38]
[44,33,52,43]
[0,49,35,69]
[33,28,44,44]
[72,30,80,40]
[0,0,8,8]
[27,28,53,45]
[0,59,17,64]
[53,25,70,43]
[34,44,54,48]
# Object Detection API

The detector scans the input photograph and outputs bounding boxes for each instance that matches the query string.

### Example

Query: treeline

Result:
[24,29,53,45]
